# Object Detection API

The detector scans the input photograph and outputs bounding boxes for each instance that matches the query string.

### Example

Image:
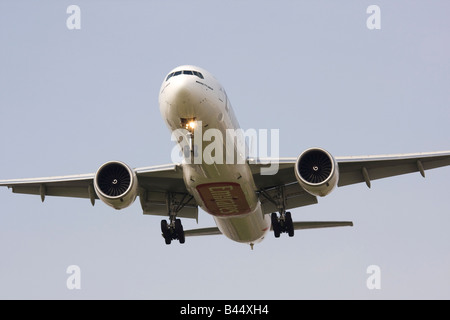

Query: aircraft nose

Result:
[172,82,192,105]
[164,76,199,118]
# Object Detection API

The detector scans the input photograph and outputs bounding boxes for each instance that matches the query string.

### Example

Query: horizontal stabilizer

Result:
[184,221,353,237]
[292,221,353,230]
[184,227,222,237]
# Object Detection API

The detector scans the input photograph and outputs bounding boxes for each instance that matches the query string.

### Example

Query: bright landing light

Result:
[187,121,196,130]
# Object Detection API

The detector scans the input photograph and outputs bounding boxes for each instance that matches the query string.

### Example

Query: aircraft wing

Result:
[336,151,450,187]
[249,150,450,214]
[1,150,449,227]
[0,164,185,199]
[0,173,97,202]
[0,163,198,218]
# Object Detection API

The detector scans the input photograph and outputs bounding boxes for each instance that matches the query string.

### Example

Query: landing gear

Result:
[161,218,185,245]
[160,192,192,245]
[260,186,295,239]
[271,212,294,238]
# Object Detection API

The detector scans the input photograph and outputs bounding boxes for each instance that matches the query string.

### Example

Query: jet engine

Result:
[94,161,138,210]
[294,148,339,197]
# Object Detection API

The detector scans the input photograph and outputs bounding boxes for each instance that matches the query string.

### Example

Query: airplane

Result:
[1,65,450,249]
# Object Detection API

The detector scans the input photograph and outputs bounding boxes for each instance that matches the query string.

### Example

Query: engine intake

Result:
[295,148,339,197]
[94,161,138,210]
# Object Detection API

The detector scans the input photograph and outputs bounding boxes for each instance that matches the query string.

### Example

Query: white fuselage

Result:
[159,65,271,244]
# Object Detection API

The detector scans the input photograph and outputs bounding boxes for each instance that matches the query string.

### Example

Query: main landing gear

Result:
[260,186,295,238]
[160,192,192,245]
[161,217,185,245]
[271,211,294,238]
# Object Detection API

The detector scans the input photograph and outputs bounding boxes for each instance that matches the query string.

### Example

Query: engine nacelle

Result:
[294,148,339,197]
[94,161,138,210]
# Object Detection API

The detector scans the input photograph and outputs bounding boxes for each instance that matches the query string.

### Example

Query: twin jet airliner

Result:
[1,65,450,248]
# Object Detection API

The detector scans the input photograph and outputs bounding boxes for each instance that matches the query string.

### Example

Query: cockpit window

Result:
[166,70,204,81]
[193,71,204,79]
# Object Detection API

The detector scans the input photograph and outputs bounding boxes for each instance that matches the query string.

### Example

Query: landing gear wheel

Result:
[271,212,281,238]
[175,219,185,244]
[161,220,172,245]
[285,211,294,237]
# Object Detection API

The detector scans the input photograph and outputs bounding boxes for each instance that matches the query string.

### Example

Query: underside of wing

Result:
[249,150,450,213]
[135,164,198,220]
[0,173,96,201]
[0,163,198,219]
[336,150,450,187]
[248,159,318,214]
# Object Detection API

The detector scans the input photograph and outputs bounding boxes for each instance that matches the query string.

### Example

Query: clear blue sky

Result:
[0,1,449,299]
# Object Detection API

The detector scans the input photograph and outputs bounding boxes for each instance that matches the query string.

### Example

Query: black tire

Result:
[271,213,281,238]
[175,219,185,244]
[285,212,294,237]
[161,220,172,245]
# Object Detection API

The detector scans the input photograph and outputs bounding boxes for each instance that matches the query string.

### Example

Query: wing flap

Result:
[11,185,93,199]
[141,190,198,220]
[259,182,317,214]
[135,164,188,193]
